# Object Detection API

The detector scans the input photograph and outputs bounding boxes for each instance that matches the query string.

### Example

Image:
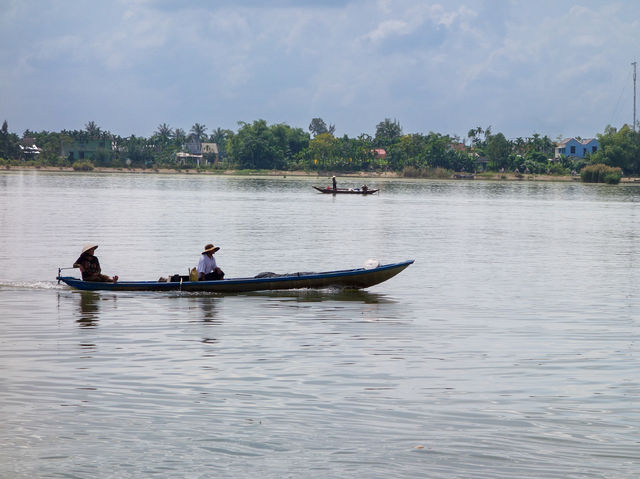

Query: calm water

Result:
[0,171,638,478]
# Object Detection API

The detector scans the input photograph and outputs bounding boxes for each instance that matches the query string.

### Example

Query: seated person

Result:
[197,243,224,280]
[74,244,118,283]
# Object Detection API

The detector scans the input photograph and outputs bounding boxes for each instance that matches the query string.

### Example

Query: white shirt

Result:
[197,254,217,275]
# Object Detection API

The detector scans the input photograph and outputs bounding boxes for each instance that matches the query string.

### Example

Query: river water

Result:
[0,171,638,478]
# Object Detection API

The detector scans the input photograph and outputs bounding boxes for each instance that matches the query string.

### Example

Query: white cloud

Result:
[1,1,639,138]
[364,19,410,43]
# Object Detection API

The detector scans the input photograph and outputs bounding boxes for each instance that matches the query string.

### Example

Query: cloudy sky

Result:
[1,0,638,141]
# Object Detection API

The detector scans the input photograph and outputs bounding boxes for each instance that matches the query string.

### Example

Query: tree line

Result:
[1,118,639,177]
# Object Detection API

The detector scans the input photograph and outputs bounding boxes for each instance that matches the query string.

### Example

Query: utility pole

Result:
[633,61,637,131]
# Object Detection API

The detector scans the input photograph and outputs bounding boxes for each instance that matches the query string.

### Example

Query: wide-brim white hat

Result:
[82,244,98,254]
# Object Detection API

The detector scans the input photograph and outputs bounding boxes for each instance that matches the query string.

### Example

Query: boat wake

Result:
[0,280,65,290]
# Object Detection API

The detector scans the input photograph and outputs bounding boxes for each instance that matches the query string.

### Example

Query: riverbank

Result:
[3,165,640,183]
[3,165,397,178]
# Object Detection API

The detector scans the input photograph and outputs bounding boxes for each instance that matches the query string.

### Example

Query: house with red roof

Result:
[371,148,386,159]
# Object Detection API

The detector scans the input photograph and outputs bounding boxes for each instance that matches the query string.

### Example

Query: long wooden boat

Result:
[313,186,378,195]
[57,260,414,293]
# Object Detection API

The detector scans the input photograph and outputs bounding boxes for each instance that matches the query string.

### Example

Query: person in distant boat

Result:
[362,184,369,193]
[197,243,224,281]
[73,244,118,283]
[332,175,337,190]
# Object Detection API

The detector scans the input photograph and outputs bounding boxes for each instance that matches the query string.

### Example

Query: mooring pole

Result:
[633,61,637,131]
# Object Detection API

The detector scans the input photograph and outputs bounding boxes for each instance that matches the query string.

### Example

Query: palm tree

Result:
[155,123,173,142]
[190,123,207,142]
[85,121,101,139]
[173,128,187,145]
[514,137,526,155]
[209,127,227,144]
[541,135,555,156]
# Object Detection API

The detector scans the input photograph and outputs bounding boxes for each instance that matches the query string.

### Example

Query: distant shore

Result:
[3,165,640,183]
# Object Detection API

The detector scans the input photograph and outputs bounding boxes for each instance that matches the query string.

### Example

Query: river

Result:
[0,171,638,478]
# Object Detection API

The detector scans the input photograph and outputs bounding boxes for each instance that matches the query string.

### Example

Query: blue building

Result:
[554,138,599,159]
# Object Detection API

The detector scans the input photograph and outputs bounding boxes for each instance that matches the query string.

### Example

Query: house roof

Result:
[201,142,218,154]
[556,137,597,147]
[19,144,41,152]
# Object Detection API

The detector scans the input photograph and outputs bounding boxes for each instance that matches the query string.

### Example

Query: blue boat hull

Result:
[57,260,414,293]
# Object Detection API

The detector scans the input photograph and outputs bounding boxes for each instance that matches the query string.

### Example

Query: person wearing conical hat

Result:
[197,243,224,281]
[73,244,118,283]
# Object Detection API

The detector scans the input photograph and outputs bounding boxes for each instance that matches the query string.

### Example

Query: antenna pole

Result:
[633,61,637,131]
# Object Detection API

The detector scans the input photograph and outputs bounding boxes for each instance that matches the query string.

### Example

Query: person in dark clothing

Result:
[74,244,118,283]
[332,176,337,190]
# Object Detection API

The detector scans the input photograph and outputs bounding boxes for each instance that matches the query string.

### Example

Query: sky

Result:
[1,0,639,141]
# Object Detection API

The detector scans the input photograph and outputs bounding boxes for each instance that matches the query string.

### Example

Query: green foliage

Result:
[591,124,640,175]
[173,128,187,144]
[230,120,309,170]
[309,118,335,137]
[557,155,588,174]
[547,162,569,175]
[467,126,491,149]
[306,133,338,170]
[190,123,208,142]
[0,120,20,159]
[72,160,94,171]
[485,132,511,169]
[375,118,403,147]
[603,172,622,184]
[209,127,233,164]
[85,121,101,137]
[90,148,116,167]
[385,133,473,172]
[5,118,639,179]
[155,123,173,141]
[527,133,555,157]
[122,135,154,167]
[580,164,622,184]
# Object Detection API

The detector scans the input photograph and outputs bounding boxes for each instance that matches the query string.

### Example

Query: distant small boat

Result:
[313,186,378,194]
[57,260,414,293]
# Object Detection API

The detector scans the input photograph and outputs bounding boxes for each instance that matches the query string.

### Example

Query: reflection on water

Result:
[194,295,219,323]
[242,288,393,304]
[77,291,101,327]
